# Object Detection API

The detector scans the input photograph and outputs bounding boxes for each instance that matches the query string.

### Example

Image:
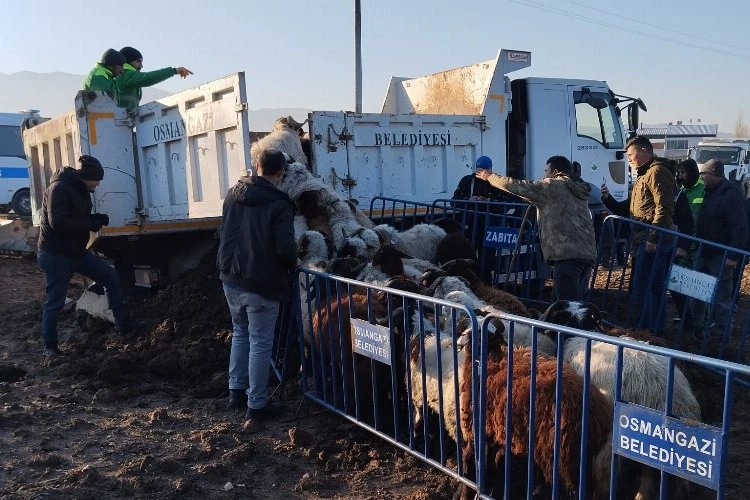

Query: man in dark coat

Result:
[37,155,131,356]
[692,159,748,335]
[217,148,297,423]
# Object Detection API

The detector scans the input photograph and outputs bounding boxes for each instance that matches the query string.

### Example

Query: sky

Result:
[2,0,750,133]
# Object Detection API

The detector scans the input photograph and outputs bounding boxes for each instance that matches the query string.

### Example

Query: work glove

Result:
[90,213,109,232]
[176,67,193,78]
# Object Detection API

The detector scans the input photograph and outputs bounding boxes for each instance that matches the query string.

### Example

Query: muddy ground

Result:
[0,253,748,499]
[0,254,456,499]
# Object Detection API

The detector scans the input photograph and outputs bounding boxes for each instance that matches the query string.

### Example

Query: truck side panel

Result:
[311,111,485,206]
[135,73,251,221]
[23,94,135,227]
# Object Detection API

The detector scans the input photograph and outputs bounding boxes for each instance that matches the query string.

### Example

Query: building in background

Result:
[637,121,718,160]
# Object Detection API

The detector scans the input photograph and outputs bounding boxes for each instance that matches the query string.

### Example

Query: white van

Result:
[0,111,45,216]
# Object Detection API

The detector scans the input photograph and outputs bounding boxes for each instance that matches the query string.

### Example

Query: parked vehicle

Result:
[0,110,45,216]
[689,138,750,195]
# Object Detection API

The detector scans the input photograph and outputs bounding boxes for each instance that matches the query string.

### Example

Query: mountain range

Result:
[0,71,311,132]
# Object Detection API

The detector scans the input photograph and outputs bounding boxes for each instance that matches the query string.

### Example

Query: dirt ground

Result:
[0,254,456,499]
[1,253,749,499]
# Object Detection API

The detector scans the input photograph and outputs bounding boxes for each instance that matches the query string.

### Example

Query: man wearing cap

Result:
[115,46,193,111]
[37,156,133,356]
[83,49,126,97]
[476,155,596,300]
[692,159,748,335]
[217,148,296,424]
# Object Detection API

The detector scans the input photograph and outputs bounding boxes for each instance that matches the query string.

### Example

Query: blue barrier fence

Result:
[590,215,750,363]
[293,267,750,499]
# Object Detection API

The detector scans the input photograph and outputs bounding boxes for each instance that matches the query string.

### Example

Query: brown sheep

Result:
[456,342,615,499]
[440,259,531,317]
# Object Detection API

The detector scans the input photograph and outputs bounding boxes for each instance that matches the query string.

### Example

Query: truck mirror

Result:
[627,104,639,135]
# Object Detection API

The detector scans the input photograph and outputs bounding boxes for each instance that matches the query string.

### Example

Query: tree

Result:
[736,112,750,137]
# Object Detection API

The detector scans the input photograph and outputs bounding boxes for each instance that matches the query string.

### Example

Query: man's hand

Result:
[600,183,610,200]
[177,67,193,78]
[475,168,492,181]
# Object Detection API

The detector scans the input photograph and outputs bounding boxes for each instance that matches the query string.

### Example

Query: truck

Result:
[689,138,750,194]
[0,110,45,216]
[22,50,644,286]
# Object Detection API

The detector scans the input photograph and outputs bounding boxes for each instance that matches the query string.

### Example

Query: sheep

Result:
[456,334,616,500]
[251,116,308,166]
[431,217,477,265]
[540,300,700,499]
[373,223,447,263]
[425,275,557,356]
[309,276,422,433]
[539,300,701,420]
[296,190,332,240]
[440,258,531,318]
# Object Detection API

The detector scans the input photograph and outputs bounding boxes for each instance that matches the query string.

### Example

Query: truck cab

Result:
[689,139,750,193]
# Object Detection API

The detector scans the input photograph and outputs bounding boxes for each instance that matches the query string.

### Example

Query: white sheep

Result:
[373,223,447,263]
[251,117,307,166]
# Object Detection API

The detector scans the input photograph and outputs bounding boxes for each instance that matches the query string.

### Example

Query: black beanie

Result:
[78,155,104,181]
[100,48,125,67]
[119,46,143,63]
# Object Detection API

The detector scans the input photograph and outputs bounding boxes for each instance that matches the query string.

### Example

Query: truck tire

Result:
[11,188,31,217]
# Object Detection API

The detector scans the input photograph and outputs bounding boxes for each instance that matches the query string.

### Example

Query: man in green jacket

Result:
[115,46,193,111]
[83,49,126,97]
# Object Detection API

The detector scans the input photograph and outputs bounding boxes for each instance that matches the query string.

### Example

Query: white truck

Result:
[22,49,643,284]
[689,138,750,194]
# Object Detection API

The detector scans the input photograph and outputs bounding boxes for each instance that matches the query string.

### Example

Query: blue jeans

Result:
[630,241,672,334]
[37,249,126,347]
[223,283,280,410]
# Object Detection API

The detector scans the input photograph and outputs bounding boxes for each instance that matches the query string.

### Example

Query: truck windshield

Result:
[0,126,25,158]
[573,91,623,149]
[691,146,741,165]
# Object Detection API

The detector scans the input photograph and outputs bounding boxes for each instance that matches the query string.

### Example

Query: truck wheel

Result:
[11,188,31,216]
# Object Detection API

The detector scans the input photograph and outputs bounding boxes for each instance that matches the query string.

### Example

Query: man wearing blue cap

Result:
[452,156,508,202]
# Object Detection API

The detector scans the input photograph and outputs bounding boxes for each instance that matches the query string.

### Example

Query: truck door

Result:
[569,89,628,202]
[135,72,251,221]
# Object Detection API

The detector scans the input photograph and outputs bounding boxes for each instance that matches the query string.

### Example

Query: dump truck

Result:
[22,50,644,286]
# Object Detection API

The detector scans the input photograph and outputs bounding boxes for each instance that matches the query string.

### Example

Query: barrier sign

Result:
[351,318,391,365]
[614,402,724,490]
[667,264,717,303]
[484,226,519,249]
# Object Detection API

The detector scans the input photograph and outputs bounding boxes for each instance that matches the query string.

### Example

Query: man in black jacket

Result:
[217,148,297,423]
[692,159,748,335]
[37,155,128,356]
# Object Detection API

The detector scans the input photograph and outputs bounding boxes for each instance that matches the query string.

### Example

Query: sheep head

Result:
[370,244,413,277]
[326,256,367,278]
[540,300,604,333]
[431,216,463,235]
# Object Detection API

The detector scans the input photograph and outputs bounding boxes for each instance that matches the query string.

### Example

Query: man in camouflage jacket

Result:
[476,155,596,301]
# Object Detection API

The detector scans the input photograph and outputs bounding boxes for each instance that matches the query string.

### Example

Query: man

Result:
[601,136,675,333]
[672,159,704,325]
[217,148,297,423]
[83,49,126,96]
[37,155,134,356]
[115,46,193,111]
[692,159,748,335]
[476,155,596,300]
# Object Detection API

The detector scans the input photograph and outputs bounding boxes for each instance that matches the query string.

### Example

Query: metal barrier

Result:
[590,215,750,362]
[293,269,750,499]
[368,196,546,302]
